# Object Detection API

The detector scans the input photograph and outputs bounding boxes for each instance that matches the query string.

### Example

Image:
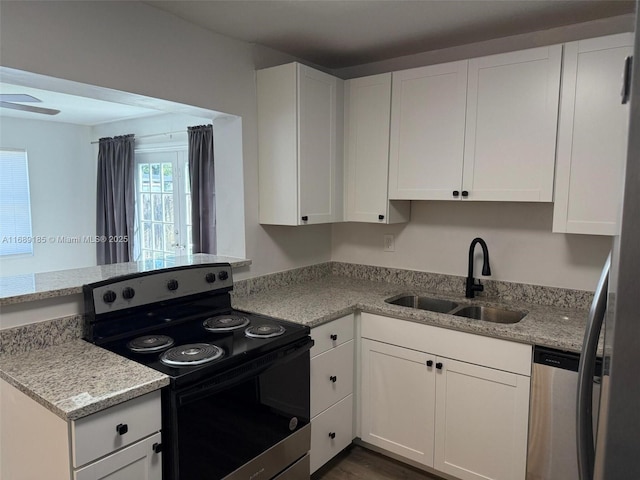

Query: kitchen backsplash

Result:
[2,261,593,356]
[0,314,83,356]
[330,262,594,310]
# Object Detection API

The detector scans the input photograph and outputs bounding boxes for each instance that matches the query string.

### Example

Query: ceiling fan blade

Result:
[0,101,60,115]
[0,94,41,103]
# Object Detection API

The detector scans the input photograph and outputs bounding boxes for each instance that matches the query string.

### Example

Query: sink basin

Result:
[452,305,526,324]
[385,295,459,314]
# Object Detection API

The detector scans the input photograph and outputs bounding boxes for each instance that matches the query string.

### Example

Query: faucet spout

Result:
[466,237,491,298]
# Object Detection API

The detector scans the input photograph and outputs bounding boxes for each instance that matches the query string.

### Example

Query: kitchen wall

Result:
[0,116,96,276]
[0,1,632,294]
[332,202,612,291]
[0,0,332,282]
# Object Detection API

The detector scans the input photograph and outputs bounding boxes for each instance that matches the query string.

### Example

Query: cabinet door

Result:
[389,61,468,200]
[74,433,162,480]
[434,358,530,480]
[345,74,410,223]
[257,62,299,225]
[360,338,436,466]
[553,34,633,235]
[463,46,561,201]
[298,64,341,224]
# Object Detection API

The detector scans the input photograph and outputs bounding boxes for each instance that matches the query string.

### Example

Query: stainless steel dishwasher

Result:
[527,347,601,480]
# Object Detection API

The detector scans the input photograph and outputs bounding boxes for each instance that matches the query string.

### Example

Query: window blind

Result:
[0,149,34,256]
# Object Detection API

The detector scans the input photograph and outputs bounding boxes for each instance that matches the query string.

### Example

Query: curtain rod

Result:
[90,130,186,144]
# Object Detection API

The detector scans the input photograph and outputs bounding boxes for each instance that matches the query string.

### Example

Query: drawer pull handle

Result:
[330,334,338,341]
[116,423,128,435]
[152,443,163,454]
[329,432,336,439]
[436,362,443,370]
[426,360,433,367]
[329,375,337,383]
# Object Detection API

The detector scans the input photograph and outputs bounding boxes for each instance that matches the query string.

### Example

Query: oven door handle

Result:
[176,337,314,406]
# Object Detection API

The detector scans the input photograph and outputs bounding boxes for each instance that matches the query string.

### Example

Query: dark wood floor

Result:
[311,445,444,480]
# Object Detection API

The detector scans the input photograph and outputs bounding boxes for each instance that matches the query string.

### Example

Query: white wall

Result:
[0,2,628,292]
[0,0,332,281]
[0,117,96,276]
[332,202,612,291]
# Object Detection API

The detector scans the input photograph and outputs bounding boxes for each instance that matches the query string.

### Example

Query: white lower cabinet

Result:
[309,314,355,473]
[360,339,435,466]
[74,432,162,480]
[310,394,354,473]
[0,380,162,480]
[360,313,531,480]
[433,358,530,480]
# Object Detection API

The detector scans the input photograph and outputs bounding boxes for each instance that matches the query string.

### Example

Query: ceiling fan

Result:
[0,93,60,115]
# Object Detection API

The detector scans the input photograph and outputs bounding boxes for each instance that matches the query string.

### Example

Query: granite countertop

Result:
[0,253,251,306]
[232,276,589,353]
[0,340,169,421]
[0,273,589,422]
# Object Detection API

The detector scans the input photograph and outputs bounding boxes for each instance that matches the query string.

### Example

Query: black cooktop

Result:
[100,309,309,382]
[83,263,310,387]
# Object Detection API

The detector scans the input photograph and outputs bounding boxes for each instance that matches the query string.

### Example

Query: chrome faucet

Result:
[466,237,491,298]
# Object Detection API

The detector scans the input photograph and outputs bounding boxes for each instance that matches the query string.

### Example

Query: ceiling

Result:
[145,0,635,69]
[1,1,634,124]
[0,83,162,125]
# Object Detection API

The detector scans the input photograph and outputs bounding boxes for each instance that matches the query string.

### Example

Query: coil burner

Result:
[245,324,286,339]
[126,335,175,353]
[160,343,224,367]
[203,314,251,332]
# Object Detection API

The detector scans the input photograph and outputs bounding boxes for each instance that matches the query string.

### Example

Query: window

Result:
[135,148,192,265]
[0,149,33,256]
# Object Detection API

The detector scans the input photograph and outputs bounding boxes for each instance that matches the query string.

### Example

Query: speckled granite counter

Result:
[232,276,590,353]
[0,340,169,420]
[0,268,591,422]
[0,253,251,306]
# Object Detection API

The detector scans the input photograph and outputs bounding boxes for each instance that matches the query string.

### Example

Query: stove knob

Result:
[103,290,117,304]
[167,279,179,291]
[205,272,216,284]
[218,271,229,281]
[122,287,135,300]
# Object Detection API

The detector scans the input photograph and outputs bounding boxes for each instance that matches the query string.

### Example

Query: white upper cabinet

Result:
[389,46,561,202]
[344,73,410,223]
[463,45,561,201]
[553,34,633,235]
[257,62,343,225]
[389,61,468,200]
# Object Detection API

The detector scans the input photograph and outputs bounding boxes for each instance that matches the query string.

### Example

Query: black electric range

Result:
[83,263,313,480]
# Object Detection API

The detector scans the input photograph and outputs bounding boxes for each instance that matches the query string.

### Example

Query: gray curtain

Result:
[188,125,216,254]
[96,134,135,265]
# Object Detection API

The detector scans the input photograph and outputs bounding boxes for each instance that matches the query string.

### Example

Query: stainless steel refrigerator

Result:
[576,3,640,479]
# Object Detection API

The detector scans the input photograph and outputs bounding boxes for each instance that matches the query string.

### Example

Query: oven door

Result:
[164,337,313,480]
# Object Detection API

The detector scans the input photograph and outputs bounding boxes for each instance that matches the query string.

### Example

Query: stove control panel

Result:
[88,264,233,315]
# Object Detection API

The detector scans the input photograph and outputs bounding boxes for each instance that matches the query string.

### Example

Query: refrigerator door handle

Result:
[577,253,610,480]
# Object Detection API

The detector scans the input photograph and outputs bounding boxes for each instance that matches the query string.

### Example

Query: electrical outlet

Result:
[383,234,395,252]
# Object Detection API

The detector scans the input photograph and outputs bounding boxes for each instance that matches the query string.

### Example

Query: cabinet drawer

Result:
[311,340,354,417]
[74,432,162,480]
[310,314,354,357]
[310,394,354,474]
[72,390,161,468]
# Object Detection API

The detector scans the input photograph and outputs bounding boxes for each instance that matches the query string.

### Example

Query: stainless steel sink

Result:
[452,305,526,324]
[385,295,459,314]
